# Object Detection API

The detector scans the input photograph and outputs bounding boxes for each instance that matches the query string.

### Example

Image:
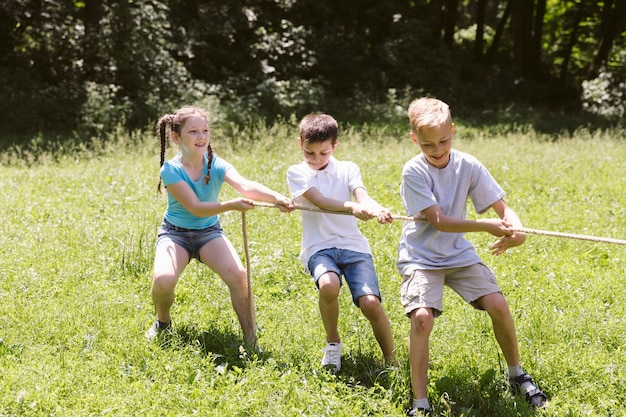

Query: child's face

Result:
[411,122,454,169]
[299,138,337,170]
[173,115,210,156]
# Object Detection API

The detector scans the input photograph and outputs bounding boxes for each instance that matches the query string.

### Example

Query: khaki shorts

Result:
[400,262,501,317]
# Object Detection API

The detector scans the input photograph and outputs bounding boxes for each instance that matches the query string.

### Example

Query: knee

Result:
[152,272,177,294]
[319,283,340,301]
[223,268,248,293]
[318,275,340,301]
[481,293,511,319]
[358,295,383,318]
[410,308,434,335]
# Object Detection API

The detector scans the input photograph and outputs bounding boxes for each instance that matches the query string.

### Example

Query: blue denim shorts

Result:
[307,248,382,306]
[156,219,224,261]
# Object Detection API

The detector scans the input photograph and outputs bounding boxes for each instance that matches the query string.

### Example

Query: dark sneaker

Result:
[509,372,548,408]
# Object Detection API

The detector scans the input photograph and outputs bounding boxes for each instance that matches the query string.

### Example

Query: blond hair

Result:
[407,98,452,137]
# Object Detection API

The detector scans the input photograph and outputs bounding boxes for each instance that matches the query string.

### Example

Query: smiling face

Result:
[172,114,210,157]
[411,121,454,169]
[299,138,337,170]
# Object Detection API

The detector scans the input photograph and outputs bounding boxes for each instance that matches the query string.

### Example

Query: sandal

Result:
[509,373,548,408]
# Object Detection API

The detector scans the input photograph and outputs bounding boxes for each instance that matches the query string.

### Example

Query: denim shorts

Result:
[156,219,224,261]
[307,248,381,306]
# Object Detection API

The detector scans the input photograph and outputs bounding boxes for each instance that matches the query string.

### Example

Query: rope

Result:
[251,201,418,221]
[241,211,257,348]
[511,227,626,246]
[251,201,626,246]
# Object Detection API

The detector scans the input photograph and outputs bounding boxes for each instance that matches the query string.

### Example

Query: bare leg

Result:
[358,295,396,364]
[476,292,520,366]
[151,241,189,323]
[408,307,434,400]
[318,272,341,343]
[200,237,257,347]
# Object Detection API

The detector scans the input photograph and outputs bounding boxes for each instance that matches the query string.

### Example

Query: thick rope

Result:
[241,212,257,348]
[251,201,626,246]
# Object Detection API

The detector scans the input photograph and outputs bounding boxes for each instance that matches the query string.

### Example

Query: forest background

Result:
[0,0,625,143]
[1,2,626,415]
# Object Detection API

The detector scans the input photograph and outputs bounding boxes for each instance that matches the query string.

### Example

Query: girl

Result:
[147,106,293,347]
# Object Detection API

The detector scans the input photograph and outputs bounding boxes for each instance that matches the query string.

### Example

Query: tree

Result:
[587,0,626,79]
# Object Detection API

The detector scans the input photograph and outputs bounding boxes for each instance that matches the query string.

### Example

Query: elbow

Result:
[186,201,208,218]
[236,182,257,198]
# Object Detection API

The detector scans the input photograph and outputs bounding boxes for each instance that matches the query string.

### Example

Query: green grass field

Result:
[1,122,625,416]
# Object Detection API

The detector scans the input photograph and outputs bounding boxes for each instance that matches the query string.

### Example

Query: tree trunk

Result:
[531,0,547,76]
[475,0,487,60]
[83,0,104,80]
[442,0,460,46]
[587,0,626,79]
[511,0,535,77]
[486,0,512,64]
[559,2,584,82]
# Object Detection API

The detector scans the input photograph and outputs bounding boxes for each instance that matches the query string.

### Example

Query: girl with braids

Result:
[147,106,293,347]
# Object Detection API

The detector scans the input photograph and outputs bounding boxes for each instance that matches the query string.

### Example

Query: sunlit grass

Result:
[0,122,625,416]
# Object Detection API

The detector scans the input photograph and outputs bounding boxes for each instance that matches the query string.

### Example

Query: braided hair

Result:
[155,107,214,194]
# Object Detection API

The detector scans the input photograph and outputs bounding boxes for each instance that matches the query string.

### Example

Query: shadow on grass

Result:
[160,322,272,369]
[338,350,401,389]
[426,368,543,417]
[334,360,543,416]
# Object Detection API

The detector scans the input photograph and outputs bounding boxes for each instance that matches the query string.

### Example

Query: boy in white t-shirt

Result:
[398,98,547,416]
[287,114,396,371]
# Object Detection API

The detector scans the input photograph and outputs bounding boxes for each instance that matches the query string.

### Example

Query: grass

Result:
[0,121,625,416]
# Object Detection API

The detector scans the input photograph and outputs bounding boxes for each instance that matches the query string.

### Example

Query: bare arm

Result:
[165,167,293,218]
[488,199,526,255]
[225,168,293,210]
[353,187,393,224]
[421,200,513,237]
[165,180,255,218]
[301,185,374,221]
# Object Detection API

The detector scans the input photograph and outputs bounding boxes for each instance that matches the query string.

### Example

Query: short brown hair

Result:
[299,114,338,144]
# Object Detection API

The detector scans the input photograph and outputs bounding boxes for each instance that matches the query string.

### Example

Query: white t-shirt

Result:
[287,156,372,267]
[396,149,505,275]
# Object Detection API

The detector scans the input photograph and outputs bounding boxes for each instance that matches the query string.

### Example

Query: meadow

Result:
[0,121,625,416]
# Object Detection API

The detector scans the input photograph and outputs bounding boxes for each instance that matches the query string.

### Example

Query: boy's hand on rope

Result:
[376,208,394,224]
[490,231,526,256]
[350,202,376,221]
[478,218,514,238]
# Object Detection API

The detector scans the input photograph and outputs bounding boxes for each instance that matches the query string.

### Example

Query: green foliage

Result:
[581,47,626,118]
[1,0,625,138]
[1,121,625,416]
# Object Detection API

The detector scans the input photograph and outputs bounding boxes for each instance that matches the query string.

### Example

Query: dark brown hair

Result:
[155,106,213,194]
[299,113,338,144]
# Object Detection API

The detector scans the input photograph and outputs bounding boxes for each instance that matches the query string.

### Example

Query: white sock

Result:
[412,398,430,410]
[508,365,524,378]
[508,366,536,393]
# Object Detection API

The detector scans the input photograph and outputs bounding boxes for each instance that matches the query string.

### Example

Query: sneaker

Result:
[509,372,548,408]
[406,407,432,416]
[145,320,171,342]
[321,342,342,371]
